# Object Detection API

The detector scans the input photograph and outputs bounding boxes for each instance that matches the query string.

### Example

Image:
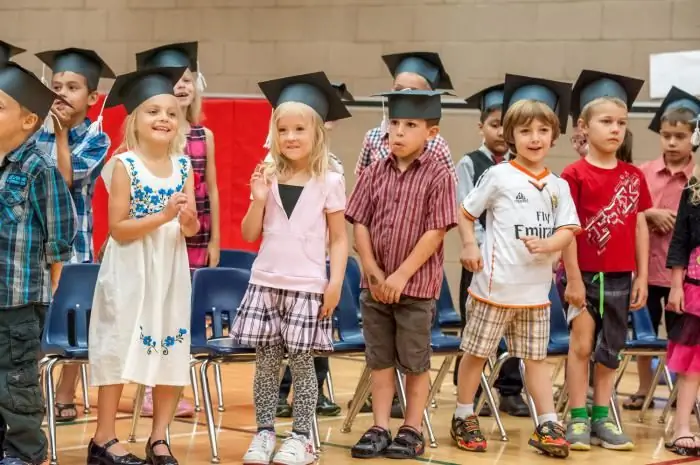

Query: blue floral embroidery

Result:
[139,326,188,355]
[123,155,189,219]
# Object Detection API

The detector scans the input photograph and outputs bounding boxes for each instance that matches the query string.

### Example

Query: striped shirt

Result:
[354,125,457,184]
[0,139,77,307]
[345,151,457,299]
[33,118,110,263]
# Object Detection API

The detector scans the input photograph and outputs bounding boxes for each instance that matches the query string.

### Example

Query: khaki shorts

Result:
[360,290,435,374]
[460,296,549,360]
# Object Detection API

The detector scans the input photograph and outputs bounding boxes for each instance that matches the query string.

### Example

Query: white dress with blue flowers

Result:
[89,152,192,387]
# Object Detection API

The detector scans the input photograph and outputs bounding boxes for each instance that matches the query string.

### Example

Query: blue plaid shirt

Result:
[0,139,76,307]
[33,118,110,263]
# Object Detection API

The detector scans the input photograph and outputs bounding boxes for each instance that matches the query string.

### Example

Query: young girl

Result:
[88,66,198,465]
[136,41,220,418]
[232,72,349,465]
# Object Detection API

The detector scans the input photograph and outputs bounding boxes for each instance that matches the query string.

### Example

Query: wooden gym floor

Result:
[47,355,696,465]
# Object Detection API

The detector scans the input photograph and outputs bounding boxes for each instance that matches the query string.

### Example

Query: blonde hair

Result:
[579,96,627,124]
[263,101,329,179]
[689,167,700,205]
[503,100,561,153]
[185,83,203,125]
[116,101,186,156]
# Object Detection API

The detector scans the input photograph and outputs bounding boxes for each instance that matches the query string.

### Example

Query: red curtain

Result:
[87,96,272,254]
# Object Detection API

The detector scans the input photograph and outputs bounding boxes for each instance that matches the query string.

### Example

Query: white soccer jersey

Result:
[462,161,581,308]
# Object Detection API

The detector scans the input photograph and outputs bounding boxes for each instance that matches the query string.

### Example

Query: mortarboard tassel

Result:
[196,60,207,93]
[40,64,48,86]
[86,94,107,137]
[691,119,700,147]
[380,97,388,134]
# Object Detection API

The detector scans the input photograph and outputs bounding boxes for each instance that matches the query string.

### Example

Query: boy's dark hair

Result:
[661,108,696,132]
[616,129,633,163]
[479,105,501,124]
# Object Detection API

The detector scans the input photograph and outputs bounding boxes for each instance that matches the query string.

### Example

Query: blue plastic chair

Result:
[218,249,257,271]
[436,274,461,329]
[41,263,100,465]
[345,256,362,305]
[548,283,570,356]
[332,281,365,353]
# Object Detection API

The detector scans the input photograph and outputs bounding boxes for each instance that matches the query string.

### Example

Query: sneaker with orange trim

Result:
[450,415,487,452]
[528,421,570,458]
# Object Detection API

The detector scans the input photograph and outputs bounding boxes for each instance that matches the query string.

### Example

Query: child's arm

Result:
[666,188,692,313]
[55,128,73,187]
[108,160,184,243]
[667,267,685,312]
[630,213,649,309]
[458,213,483,272]
[179,166,200,237]
[354,223,386,302]
[68,131,110,189]
[241,165,269,243]
[204,128,221,265]
[321,210,348,317]
[559,169,586,308]
[50,262,62,293]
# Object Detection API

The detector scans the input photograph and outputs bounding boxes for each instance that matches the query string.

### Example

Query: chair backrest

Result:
[219,249,257,271]
[549,281,570,345]
[630,306,657,341]
[345,256,362,302]
[335,280,362,341]
[437,274,457,317]
[42,263,100,353]
[191,267,250,345]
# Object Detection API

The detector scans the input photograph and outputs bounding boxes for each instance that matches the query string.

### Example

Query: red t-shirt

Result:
[561,158,652,273]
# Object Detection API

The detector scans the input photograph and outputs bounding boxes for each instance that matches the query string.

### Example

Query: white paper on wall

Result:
[649,50,700,100]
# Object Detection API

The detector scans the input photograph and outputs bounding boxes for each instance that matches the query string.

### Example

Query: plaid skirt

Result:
[230,284,333,354]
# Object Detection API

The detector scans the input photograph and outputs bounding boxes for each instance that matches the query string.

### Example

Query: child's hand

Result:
[565,277,586,309]
[629,275,648,310]
[250,165,270,202]
[178,207,198,229]
[207,242,220,268]
[382,270,409,304]
[320,281,341,319]
[521,236,552,254]
[163,193,188,220]
[667,286,684,313]
[646,208,676,235]
[460,243,482,272]
[51,101,73,133]
[367,268,387,303]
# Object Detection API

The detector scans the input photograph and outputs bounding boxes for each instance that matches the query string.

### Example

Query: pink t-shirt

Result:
[250,171,346,294]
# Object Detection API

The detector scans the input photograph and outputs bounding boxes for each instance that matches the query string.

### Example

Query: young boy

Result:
[623,87,700,411]
[345,89,457,459]
[0,62,76,465]
[453,74,578,458]
[561,70,650,451]
[355,52,456,183]
[453,84,529,418]
[33,47,114,423]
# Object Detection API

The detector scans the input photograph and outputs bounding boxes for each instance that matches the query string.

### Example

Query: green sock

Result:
[591,405,609,422]
[571,407,588,420]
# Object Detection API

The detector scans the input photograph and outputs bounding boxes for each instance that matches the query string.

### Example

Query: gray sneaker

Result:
[590,418,634,450]
[566,417,591,451]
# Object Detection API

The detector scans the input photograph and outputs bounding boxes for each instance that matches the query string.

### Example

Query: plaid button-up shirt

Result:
[354,125,457,184]
[0,139,76,307]
[33,118,110,263]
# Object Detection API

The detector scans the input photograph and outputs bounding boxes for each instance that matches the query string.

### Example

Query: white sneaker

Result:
[272,433,315,465]
[243,430,277,465]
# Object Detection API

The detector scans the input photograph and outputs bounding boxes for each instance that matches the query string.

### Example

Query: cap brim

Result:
[648,86,700,133]
[571,69,644,121]
[35,48,116,79]
[105,66,186,112]
[463,83,505,110]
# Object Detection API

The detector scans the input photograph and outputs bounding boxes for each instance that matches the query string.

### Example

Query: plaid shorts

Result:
[460,296,550,360]
[230,284,333,354]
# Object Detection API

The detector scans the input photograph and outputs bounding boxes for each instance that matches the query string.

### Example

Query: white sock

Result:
[455,402,474,419]
[538,413,559,425]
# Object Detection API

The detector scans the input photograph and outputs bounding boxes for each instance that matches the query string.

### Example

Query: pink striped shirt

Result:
[345,151,457,299]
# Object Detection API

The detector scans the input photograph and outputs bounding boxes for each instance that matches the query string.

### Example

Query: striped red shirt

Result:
[345,151,457,299]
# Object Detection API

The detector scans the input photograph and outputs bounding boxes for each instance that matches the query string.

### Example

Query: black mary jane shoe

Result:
[145,438,179,465]
[87,438,146,465]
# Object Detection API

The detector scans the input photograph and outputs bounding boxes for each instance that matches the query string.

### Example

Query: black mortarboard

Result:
[258,72,351,122]
[35,48,115,90]
[373,89,448,120]
[648,86,700,133]
[331,82,354,102]
[382,52,453,90]
[502,74,572,134]
[105,67,186,114]
[0,62,68,116]
[464,83,505,112]
[136,42,199,71]
[0,40,25,65]
[571,69,644,122]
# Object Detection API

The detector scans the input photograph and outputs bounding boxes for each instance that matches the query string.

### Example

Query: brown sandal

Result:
[622,394,654,411]
[55,402,78,423]
[665,436,699,456]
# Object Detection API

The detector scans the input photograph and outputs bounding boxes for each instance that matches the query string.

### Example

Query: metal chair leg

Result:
[638,356,664,423]
[340,364,372,434]
[190,360,202,413]
[80,364,91,414]
[481,371,508,441]
[660,382,678,424]
[425,356,453,411]
[326,366,336,404]
[199,359,221,463]
[474,352,510,415]
[394,369,437,448]
[214,362,225,412]
[44,358,61,465]
[129,384,147,442]
[311,413,321,454]
[519,359,539,429]
[610,390,623,431]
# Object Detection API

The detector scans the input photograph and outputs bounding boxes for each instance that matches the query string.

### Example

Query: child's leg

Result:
[671,373,700,449]
[288,352,318,436]
[403,371,430,430]
[54,365,80,420]
[254,344,285,431]
[566,310,595,410]
[94,385,130,454]
[149,385,182,456]
[371,368,397,429]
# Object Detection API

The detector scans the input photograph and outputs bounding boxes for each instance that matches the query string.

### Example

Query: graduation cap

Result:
[373,89,448,120]
[464,83,505,112]
[331,82,354,102]
[136,42,206,91]
[0,40,25,65]
[570,69,644,122]
[0,62,68,117]
[502,74,572,134]
[648,86,700,133]
[35,48,115,91]
[382,52,453,90]
[105,66,186,114]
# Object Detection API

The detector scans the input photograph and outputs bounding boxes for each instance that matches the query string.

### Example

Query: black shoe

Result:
[351,426,392,459]
[385,426,425,459]
[276,397,293,418]
[145,438,178,465]
[390,396,404,419]
[499,395,530,417]
[316,394,341,416]
[87,438,146,465]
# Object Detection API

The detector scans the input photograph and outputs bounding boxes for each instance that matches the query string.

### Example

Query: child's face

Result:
[512,118,553,165]
[580,101,627,155]
[392,72,431,91]
[388,119,438,159]
[660,121,693,164]
[276,111,314,163]
[51,71,96,117]
[0,91,36,142]
[135,94,180,145]
[173,68,196,109]
[479,110,507,155]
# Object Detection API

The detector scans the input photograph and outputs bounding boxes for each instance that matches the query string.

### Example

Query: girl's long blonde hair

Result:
[116,100,186,156]
[185,80,203,125]
[263,101,329,179]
